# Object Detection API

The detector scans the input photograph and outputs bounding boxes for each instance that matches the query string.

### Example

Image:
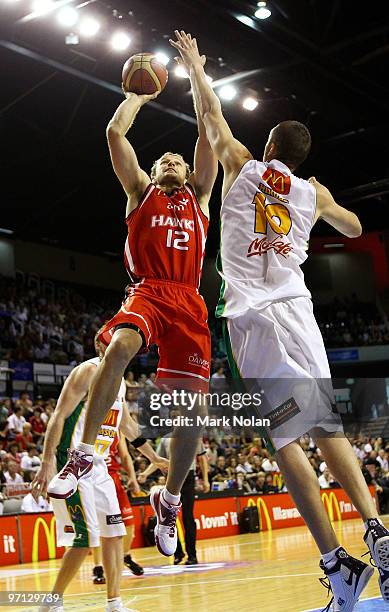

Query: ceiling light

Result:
[0,228,14,235]
[79,17,100,37]
[243,97,259,111]
[218,85,237,101]
[31,0,54,15]
[175,64,189,78]
[255,1,271,19]
[57,6,78,27]
[111,31,131,51]
[237,15,255,27]
[155,52,170,66]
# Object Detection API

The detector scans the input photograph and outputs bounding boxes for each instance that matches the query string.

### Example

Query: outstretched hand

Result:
[169,30,206,71]
[121,86,160,105]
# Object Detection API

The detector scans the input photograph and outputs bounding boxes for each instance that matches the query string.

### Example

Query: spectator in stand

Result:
[15,391,33,416]
[318,467,334,489]
[236,471,253,493]
[4,460,24,485]
[210,456,229,482]
[15,423,33,451]
[205,440,218,466]
[236,453,254,475]
[40,404,53,427]
[261,456,279,472]
[0,399,11,426]
[0,422,8,451]
[210,366,227,391]
[29,409,45,445]
[21,444,41,479]
[226,456,238,480]
[377,449,389,473]
[21,488,52,513]
[5,442,22,467]
[265,473,279,493]
[7,407,26,437]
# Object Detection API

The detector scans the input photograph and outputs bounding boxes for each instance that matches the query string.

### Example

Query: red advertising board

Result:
[18,513,65,564]
[0,487,376,565]
[0,515,19,566]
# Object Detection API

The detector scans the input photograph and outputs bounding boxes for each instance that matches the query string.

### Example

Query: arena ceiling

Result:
[1,0,389,258]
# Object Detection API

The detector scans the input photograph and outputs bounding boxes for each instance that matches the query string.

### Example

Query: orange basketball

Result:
[122,53,168,95]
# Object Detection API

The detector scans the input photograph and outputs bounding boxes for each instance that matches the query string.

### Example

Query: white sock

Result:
[77,442,94,456]
[163,488,181,505]
[365,517,384,531]
[106,597,121,611]
[322,546,342,568]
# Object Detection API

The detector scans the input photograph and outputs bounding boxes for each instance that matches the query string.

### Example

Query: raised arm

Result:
[170,31,252,197]
[310,177,362,238]
[32,362,96,496]
[188,111,218,215]
[106,92,158,216]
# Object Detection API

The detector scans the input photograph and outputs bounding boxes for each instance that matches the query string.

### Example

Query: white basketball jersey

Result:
[216,158,316,318]
[66,357,126,460]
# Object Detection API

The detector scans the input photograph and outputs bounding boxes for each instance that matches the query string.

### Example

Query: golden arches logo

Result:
[32,516,57,563]
[321,492,342,523]
[273,473,284,489]
[247,497,272,531]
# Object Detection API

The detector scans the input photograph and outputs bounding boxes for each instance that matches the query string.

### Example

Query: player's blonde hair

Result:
[150,152,191,181]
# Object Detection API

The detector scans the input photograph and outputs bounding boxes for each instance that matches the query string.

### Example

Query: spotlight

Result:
[175,64,189,78]
[57,6,78,27]
[255,1,271,19]
[155,52,170,66]
[218,85,237,101]
[79,17,100,37]
[31,0,54,15]
[243,97,259,111]
[65,32,79,45]
[237,15,255,27]
[111,31,131,51]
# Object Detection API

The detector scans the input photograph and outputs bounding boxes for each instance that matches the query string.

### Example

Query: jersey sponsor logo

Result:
[167,197,189,211]
[263,397,301,430]
[262,168,291,195]
[189,353,210,370]
[64,525,75,533]
[97,427,117,439]
[247,236,293,258]
[102,409,120,428]
[151,214,194,232]
[258,181,289,203]
[106,513,123,525]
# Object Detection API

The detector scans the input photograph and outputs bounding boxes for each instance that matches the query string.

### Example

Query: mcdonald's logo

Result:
[262,168,291,195]
[247,497,272,531]
[272,473,284,490]
[102,409,119,428]
[321,491,342,523]
[32,516,57,563]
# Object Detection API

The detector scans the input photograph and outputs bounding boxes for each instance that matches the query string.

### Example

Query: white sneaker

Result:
[149,486,182,557]
[364,517,389,601]
[319,547,373,611]
[47,448,93,499]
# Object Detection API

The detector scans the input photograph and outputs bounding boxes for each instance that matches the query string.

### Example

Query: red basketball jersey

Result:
[124,183,208,288]
[106,434,121,474]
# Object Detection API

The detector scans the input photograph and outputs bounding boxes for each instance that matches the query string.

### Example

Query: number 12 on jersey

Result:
[254,192,292,235]
[166,229,189,251]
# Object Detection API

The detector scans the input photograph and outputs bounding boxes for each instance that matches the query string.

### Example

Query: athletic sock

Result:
[77,442,94,455]
[106,597,121,611]
[365,517,385,531]
[163,488,181,505]
[322,546,342,569]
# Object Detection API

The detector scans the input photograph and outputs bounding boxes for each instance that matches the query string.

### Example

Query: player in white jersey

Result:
[33,336,168,612]
[171,31,389,611]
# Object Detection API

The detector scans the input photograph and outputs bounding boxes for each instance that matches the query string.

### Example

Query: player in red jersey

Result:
[49,85,218,557]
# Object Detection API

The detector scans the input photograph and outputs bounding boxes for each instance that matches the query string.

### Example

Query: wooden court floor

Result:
[1,517,388,612]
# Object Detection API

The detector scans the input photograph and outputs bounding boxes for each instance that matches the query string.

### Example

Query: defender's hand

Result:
[169,31,206,69]
[32,461,56,498]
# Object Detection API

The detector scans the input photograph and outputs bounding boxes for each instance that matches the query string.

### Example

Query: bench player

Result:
[171,30,389,611]
[34,337,168,612]
[48,87,218,557]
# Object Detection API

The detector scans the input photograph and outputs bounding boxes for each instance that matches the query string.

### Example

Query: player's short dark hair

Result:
[271,121,312,169]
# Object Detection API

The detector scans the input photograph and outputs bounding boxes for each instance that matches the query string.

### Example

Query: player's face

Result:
[156,154,187,187]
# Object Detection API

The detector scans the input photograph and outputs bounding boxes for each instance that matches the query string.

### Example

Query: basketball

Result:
[122,53,168,95]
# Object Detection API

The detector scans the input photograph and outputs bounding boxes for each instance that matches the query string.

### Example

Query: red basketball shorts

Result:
[98,279,211,391]
[109,471,134,526]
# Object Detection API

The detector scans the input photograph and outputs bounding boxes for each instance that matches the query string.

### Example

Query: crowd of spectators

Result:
[2,382,389,515]
[317,295,389,348]
[1,276,389,370]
